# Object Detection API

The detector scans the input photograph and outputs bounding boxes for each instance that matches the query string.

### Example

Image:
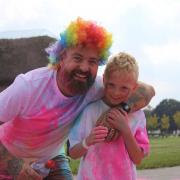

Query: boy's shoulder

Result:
[83,99,104,113]
[129,110,146,127]
[130,109,145,117]
[80,99,108,121]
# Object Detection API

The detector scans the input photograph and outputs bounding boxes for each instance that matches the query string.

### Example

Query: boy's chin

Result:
[110,101,123,107]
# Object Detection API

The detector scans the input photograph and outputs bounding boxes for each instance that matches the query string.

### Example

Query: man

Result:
[0,18,155,180]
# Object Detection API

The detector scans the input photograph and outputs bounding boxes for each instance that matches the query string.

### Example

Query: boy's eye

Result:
[121,87,129,93]
[107,83,115,88]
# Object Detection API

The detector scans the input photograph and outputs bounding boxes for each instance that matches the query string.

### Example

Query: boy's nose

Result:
[113,89,122,96]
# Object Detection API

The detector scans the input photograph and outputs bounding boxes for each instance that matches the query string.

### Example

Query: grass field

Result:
[137,136,180,169]
[69,136,180,174]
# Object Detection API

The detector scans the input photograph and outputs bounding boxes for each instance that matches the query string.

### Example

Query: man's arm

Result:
[127,82,155,113]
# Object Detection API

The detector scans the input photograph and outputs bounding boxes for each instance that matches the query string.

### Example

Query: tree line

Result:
[144,99,180,136]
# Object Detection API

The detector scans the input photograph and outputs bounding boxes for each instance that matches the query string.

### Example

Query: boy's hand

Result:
[107,108,129,134]
[86,126,108,146]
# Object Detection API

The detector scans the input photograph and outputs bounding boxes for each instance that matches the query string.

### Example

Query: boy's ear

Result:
[103,74,105,85]
[133,82,138,91]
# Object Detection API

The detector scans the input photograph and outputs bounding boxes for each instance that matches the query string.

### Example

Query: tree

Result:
[152,99,180,132]
[160,114,170,137]
[147,114,158,131]
[173,111,180,134]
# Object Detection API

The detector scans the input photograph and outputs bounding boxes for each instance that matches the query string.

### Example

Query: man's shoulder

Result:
[22,67,54,81]
[12,67,55,92]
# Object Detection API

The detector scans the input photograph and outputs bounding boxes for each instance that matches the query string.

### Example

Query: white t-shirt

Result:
[69,100,150,180]
[0,67,103,163]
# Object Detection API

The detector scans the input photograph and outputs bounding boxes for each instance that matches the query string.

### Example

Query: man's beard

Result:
[63,69,95,95]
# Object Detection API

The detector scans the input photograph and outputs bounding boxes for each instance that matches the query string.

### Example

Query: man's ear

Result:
[60,49,67,62]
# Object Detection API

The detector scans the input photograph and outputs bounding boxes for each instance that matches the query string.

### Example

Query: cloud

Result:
[141,0,180,26]
[0,0,143,32]
[1,0,179,107]
[150,80,180,107]
[143,41,180,65]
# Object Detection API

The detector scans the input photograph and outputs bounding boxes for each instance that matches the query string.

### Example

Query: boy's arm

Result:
[121,127,144,165]
[69,141,88,159]
[69,126,108,159]
[107,109,145,164]
[107,109,150,164]
[127,82,155,113]
[121,112,150,165]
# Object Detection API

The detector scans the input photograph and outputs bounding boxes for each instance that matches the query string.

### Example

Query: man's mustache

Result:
[71,70,92,80]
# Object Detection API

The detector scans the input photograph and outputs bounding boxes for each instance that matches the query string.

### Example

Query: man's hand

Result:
[16,161,42,180]
[128,82,155,112]
[0,142,42,180]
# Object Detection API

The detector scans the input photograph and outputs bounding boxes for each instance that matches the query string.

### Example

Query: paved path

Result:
[74,166,180,180]
[137,166,180,180]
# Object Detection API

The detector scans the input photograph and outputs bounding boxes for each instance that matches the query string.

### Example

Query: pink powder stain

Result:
[3,106,68,148]
[0,175,13,180]
[80,139,133,180]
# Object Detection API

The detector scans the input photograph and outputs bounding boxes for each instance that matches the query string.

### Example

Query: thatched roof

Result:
[0,36,56,91]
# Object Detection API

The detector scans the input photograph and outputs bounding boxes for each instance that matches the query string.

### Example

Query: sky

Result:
[0,0,180,108]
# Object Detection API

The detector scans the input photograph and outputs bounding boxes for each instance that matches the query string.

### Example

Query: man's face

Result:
[103,70,137,106]
[57,46,100,96]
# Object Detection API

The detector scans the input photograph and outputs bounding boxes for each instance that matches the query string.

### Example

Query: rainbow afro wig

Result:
[46,17,113,66]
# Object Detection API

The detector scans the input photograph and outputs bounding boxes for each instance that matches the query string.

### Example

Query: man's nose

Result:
[79,61,90,72]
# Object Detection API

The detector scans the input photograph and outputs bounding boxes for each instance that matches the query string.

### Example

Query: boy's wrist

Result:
[82,139,89,150]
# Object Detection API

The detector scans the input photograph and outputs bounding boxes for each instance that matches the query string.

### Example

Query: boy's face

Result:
[103,70,137,106]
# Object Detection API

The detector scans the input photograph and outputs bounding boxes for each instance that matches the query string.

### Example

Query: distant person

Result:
[0,18,154,180]
[69,52,150,180]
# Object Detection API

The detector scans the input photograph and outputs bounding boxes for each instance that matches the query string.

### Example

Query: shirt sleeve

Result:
[0,74,30,122]
[134,111,150,156]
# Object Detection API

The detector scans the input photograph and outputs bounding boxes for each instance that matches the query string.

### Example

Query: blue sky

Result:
[0,0,180,108]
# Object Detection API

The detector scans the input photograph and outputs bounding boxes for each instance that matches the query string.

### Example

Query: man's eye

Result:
[74,56,81,61]
[89,60,98,65]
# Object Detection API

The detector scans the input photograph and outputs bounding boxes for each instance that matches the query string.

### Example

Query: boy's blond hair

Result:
[104,52,139,80]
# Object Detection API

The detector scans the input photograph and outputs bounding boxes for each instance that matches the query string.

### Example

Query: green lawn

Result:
[137,136,180,169]
[69,136,180,174]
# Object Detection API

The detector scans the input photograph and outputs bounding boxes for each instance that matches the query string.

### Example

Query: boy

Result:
[68,52,150,180]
